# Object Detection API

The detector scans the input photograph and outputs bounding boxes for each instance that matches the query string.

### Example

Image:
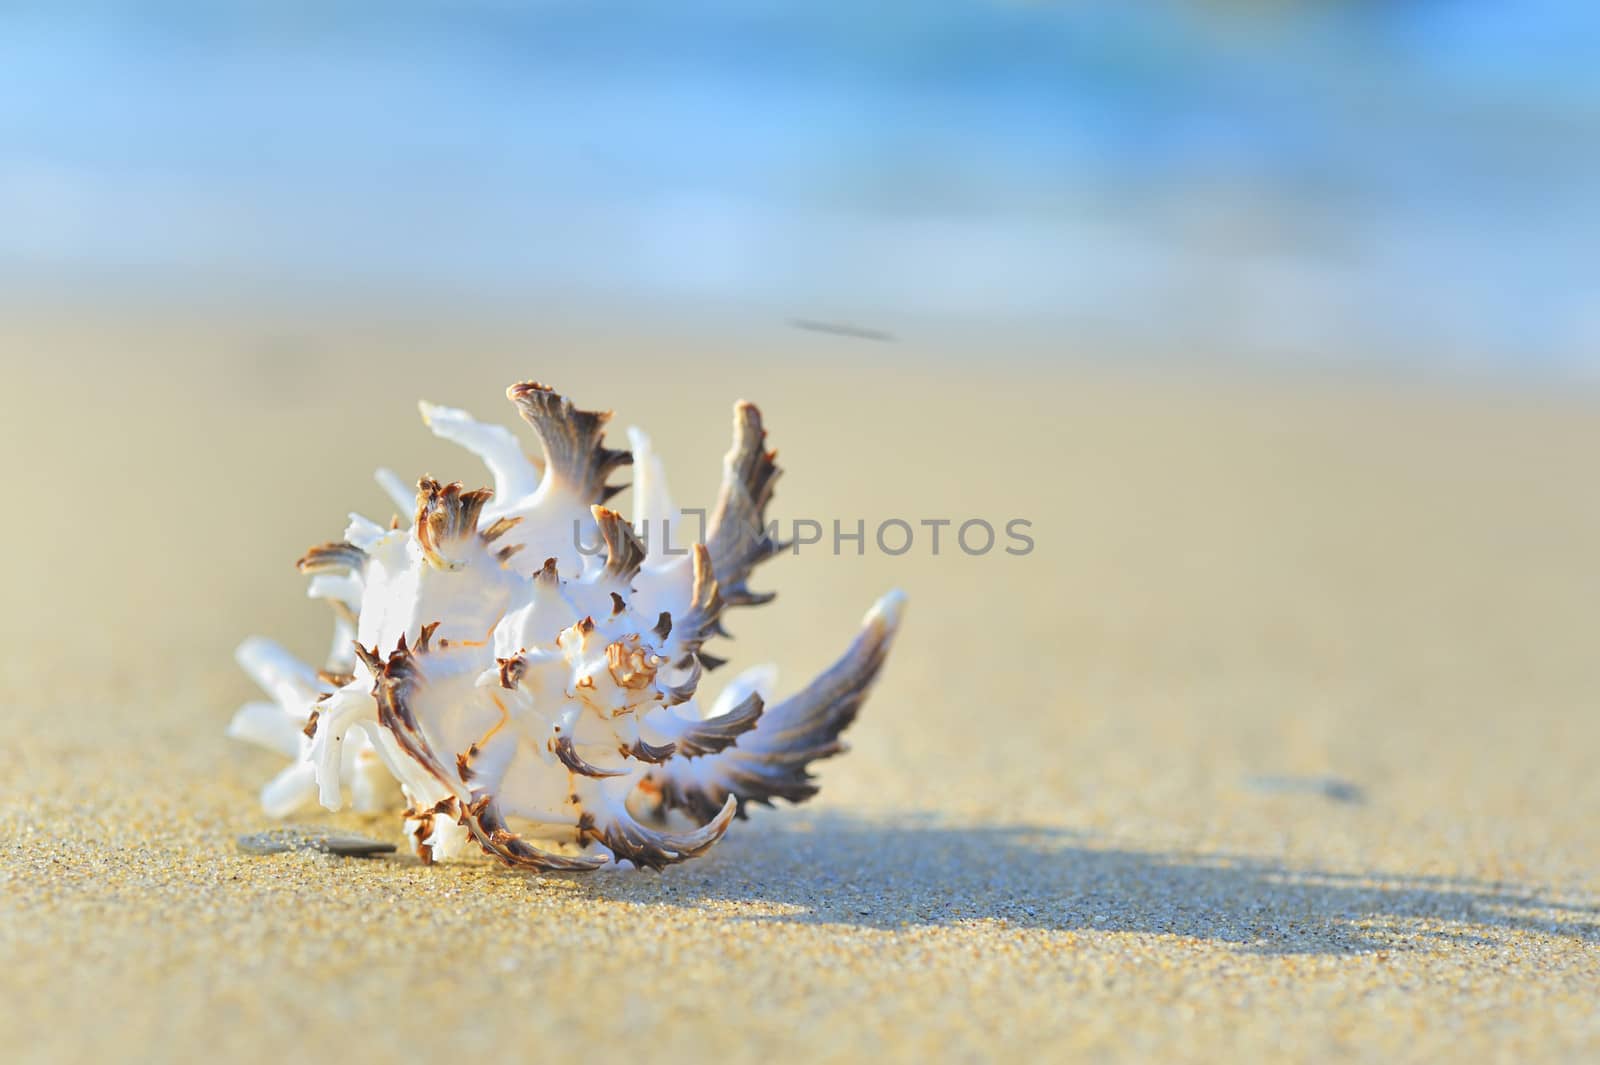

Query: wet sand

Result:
[3,308,1596,1063]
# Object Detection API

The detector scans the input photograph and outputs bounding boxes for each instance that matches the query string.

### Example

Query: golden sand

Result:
[3,310,1596,1063]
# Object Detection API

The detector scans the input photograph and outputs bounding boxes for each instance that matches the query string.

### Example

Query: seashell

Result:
[229,380,905,871]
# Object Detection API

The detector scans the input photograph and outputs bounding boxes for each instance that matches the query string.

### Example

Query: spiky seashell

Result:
[229,380,905,871]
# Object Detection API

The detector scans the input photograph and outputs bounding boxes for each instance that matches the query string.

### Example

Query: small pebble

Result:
[236,828,397,858]
[1242,775,1366,804]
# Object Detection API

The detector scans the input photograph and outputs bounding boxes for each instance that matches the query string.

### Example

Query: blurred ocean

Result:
[1,1,1596,373]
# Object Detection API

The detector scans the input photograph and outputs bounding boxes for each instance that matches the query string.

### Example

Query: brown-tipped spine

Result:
[353,642,384,675]
[480,515,522,543]
[658,656,702,706]
[497,655,526,689]
[415,621,441,654]
[297,541,367,575]
[551,735,626,778]
[578,796,737,872]
[505,382,632,506]
[658,598,901,821]
[627,737,677,764]
[703,401,784,607]
[414,478,495,568]
[673,692,764,758]
[458,794,608,872]
[666,544,726,682]
[534,557,560,586]
[592,505,646,583]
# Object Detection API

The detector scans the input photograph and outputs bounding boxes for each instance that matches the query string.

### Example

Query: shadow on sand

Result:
[562,813,1599,956]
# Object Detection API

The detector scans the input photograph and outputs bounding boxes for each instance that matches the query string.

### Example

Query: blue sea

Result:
[2,1,1596,373]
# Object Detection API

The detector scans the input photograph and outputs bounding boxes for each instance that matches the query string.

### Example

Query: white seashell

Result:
[229,381,904,871]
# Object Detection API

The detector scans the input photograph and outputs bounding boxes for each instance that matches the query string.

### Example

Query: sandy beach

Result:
[2,308,1596,1063]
